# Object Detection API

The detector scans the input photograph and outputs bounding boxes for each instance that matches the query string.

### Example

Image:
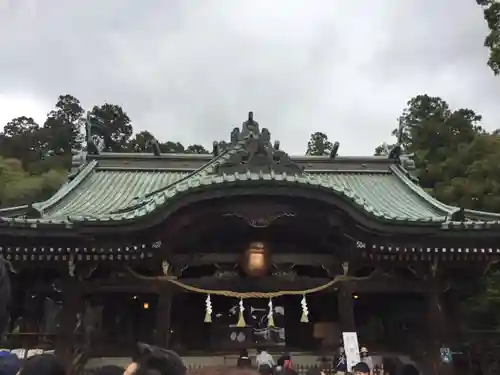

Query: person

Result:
[334,345,347,375]
[274,354,297,375]
[398,364,419,375]
[124,343,186,375]
[18,354,66,375]
[0,351,21,375]
[352,362,370,375]
[255,349,274,370]
[236,349,251,368]
[359,347,373,371]
[94,365,126,375]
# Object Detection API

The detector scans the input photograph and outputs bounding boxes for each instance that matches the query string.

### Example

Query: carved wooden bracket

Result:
[223,212,295,228]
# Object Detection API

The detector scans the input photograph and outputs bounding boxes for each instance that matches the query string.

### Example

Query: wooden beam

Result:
[171,253,338,267]
[350,277,426,293]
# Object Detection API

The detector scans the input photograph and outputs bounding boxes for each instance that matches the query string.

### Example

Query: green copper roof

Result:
[1,112,500,230]
[49,168,443,221]
[0,157,499,230]
[0,160,468,227]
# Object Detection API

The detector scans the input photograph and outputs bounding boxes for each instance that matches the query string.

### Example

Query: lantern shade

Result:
[241,242,271,277]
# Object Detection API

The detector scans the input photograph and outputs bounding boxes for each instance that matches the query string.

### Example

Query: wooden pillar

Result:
[426,280,453,375]
[154,285,173,348]
[55,278,83,373]
[338,282,356,333]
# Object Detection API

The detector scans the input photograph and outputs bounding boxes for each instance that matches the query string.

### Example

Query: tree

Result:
[185,144,209,154]
[159,141,185,153]
[306,132,333,156]
[43,94,84,155]
[0,117,43,167]
[374,95,489,206]
[477,0,500,75]
[88,104,133,152]
[128,131,156,152]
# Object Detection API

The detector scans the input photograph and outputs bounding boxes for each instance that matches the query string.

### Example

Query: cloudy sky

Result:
[0,0,499,155]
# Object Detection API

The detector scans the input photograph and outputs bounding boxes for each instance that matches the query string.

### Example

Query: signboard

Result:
[342,331,361,371]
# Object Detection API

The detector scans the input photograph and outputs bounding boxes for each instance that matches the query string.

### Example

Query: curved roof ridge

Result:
[389,164,457,217]
[108,147,234,215]
[33,160,99,214]
[463,207,500,221]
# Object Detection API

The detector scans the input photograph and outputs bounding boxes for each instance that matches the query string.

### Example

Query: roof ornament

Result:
[388,119,417,176]
[214,112,304,175]
[83,112,106,155]
[145,138,161,156]
[329,141,340,159]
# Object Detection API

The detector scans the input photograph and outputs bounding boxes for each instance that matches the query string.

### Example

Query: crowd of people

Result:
[234,347,420,375]
[0,343,421,375]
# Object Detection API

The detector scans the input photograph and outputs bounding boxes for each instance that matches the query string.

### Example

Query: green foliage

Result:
[88,103,133,152]
[306,132,333,156]
[477,0,500,75]
[185,144,209,154]
[0,158,66,208]
[461,270,500,329]
[43,94,84,155]
[0,93,215,207]
[377,93,500,329]
[375,94,496,211]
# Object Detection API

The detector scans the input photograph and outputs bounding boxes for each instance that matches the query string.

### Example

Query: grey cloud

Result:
[0,0,499,155]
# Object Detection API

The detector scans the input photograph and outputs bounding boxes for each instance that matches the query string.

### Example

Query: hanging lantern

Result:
[241,241,271,278]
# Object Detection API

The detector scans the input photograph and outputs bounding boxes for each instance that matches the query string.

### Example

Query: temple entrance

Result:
[86,293,158,357]
[169,292,339,354]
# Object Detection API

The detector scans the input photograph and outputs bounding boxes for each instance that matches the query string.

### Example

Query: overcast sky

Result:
[0,0,499,155]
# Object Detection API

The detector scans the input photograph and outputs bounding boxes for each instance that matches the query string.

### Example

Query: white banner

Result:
[342,331,361,371]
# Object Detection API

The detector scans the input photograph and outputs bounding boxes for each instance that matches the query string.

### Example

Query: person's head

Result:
[239,349,248,358]
[18,354,65,375]
[352,362,370,375]
[360,347,368,358]
[128,343,186,375]
[94,365,125,375]
[0,352,21,375]
[398,364,420,375]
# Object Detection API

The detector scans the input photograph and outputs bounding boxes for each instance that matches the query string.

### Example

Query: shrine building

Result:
[0,112,499,375]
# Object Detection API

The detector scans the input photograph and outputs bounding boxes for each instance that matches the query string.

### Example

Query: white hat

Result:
[360,347,368,353]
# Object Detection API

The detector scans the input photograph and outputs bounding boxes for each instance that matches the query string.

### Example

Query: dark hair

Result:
[19,354,66,375]
[398,364,419,375]
[352,362,370,374]
[135,343,186,375]
[94,365,125,375]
